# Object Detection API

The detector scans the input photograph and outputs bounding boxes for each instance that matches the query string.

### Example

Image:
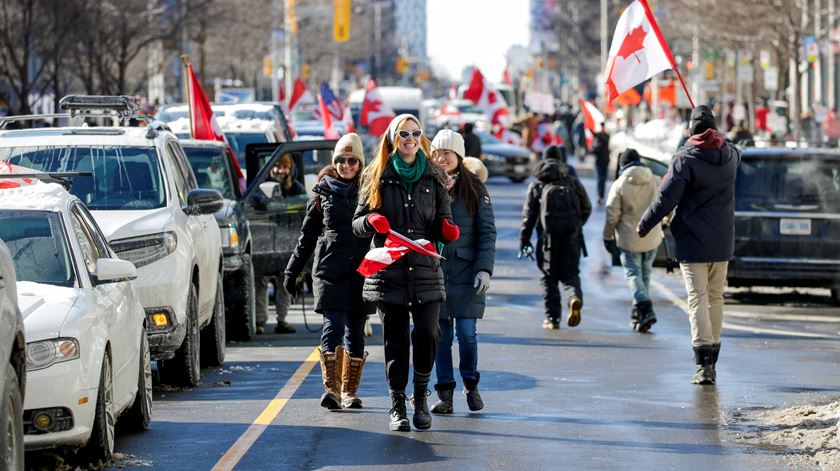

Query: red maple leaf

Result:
[365,99,382,113]
[617,25,647,63]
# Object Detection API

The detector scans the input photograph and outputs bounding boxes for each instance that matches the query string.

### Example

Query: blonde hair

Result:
[360,118,431,209]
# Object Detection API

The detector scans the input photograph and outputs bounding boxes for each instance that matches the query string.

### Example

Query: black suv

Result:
[729,147,840,302]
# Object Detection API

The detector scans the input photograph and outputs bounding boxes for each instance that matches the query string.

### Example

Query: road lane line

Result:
[651,279,840,340]
[212,347,320,471]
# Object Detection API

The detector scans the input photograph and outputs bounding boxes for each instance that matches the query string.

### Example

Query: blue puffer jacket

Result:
[440,184,496,319]
[638,129,740,263]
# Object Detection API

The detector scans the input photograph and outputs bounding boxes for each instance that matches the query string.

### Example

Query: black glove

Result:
[518,242,534,261]
[283,274,300,298]
[603,239,620,258]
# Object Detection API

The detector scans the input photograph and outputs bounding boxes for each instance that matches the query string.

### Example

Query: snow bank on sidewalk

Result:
[758,400,840,469]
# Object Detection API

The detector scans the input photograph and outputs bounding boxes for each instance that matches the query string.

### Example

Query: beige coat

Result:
[603,165,663,252]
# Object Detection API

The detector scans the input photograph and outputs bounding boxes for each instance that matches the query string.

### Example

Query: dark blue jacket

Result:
[638,129,740,263]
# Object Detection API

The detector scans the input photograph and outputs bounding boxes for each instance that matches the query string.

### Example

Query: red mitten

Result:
[441,219,460,242]
[367,213,391,234]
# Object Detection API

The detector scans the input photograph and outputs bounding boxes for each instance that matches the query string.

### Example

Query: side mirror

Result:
[94,258,137,285]
[185,188,224,215]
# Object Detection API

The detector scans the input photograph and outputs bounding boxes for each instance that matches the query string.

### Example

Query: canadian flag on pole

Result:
[463,68,510,127]
[187,64,245,191]
[288,77,313,113]
[579,99,605,134]
[604,0,689,106]
[357,231,441,277]
[360,79,395,137]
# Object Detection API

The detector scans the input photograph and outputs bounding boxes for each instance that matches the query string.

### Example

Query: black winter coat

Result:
[520,159,592,277]
[285,167,373,315]
[352,160,453,306]
[440,185,496,319]
[638,129,740,263]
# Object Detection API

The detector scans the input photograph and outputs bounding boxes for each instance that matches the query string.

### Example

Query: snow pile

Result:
[759,400,840,469]
[0,182,68,210]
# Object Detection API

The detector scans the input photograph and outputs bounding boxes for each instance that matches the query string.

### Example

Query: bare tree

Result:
[0,0,46,114]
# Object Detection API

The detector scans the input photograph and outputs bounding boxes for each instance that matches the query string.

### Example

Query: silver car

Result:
[0,239,25,470]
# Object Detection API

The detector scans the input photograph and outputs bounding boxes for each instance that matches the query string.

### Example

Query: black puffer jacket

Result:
[352,161,453,306]
[285,166,373,315]
[519,158,592,277]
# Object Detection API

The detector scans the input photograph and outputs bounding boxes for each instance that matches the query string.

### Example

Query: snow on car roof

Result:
[0,182,71,212]
[17,281,77,304]
[0,127,156,148]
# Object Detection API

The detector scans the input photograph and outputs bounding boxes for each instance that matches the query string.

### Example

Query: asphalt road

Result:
[27,172,840,470]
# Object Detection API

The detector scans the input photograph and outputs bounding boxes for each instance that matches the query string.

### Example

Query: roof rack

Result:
[0,171,93,191]
[0,95,143,129]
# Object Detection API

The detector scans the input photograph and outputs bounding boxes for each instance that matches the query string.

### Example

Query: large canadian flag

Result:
[360,79,395,137]
[463,68,510,127]
[579,99,605,133]
[357,230,440,277]
[604,0,678,104]
[288,77,314,113]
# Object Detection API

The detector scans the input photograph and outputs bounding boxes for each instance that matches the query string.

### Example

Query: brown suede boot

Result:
[341,351,368,409]
[318,346,344,410]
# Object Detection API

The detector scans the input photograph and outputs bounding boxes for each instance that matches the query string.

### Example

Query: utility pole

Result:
[829,0,836,110]
[815,0,822,105]
[600,0,607,74]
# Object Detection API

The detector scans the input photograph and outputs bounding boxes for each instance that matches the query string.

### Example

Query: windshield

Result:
[225,132,269,168]
[182,146,235,199]
[477,132,501,145]
[736,155,840,213]
[0,146,165,210]
[0,210,74,287]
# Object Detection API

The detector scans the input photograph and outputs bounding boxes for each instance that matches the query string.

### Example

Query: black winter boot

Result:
[463,373,484,411]
[690,346,716,385]
[388,390,410,432]
[629,304,640,331]
[431,382,456,415]
[710,343,721,382]
[635,300,657,333]
[410,371,432,430]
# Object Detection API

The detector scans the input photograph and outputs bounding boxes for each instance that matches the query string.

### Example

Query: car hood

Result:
[92,208,174,241]
[17,281,78,342]
[482,143,531,158]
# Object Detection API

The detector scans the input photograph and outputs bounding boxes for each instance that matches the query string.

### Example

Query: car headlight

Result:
[220,225,239,250]
[110,231,177,268]
[26,338,80,371]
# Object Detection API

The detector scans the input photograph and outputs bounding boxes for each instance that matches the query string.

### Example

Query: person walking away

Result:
[352,114,458,431]
[592,125,610,205]
[637,105,740,385]
[284,134,373,410]
[428,130,496,414]
[460,122,482,158]
[255,154,305,334]
[543,144,577,177]
[603,149,663,333]
[520,144,592,329]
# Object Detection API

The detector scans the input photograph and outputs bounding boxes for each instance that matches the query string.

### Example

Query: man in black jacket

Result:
[637,105,740,386]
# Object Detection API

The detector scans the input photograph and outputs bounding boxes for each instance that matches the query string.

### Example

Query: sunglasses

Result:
[335,157,360,166]
[397,129,423,139]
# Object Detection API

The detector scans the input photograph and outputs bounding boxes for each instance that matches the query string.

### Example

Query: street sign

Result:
[333,0,350,43]
[764,66,778,91]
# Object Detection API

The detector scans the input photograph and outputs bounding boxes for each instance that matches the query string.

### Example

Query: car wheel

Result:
[123,328,152,431]
[225,254,256,341]
[0,366,23,471]
[158,283,200,387]
[201,274,226,367]
[509,176,527,183]
[81,352,115,465]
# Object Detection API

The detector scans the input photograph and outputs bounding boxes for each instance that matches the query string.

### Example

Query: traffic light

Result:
[396,57,409,74]
[333,0,350,42]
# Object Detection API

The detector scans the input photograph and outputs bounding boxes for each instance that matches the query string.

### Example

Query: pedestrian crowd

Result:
[273,104,738,432]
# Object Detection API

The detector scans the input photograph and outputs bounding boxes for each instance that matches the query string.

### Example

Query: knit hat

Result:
[542,144,567,163]
[689,105,716,135]
[386,113,422,144]
[618,148,641,168]
[463,156,488,183]
[332,133,365,169]
[431,129,465,158]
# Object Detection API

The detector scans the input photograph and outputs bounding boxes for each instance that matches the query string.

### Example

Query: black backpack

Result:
[539,177,581,236]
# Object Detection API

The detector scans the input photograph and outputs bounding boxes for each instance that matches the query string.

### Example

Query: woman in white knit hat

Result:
[284,133,374,410]
[429,129,497,414]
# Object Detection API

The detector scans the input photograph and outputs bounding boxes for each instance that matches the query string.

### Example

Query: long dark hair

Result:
[452,157,486,216]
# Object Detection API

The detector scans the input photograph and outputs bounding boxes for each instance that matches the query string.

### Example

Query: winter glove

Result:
[283,274,300,299]
[441,219,460,242]
[518,242,534,261]
[367,213,391,234]
[603,239,620,258]
[474,271,491,295]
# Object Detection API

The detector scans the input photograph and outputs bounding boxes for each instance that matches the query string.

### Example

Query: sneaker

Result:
[255,324,265,335]
[567,298,582,327]
[542,319,560,330]
[274,322,297,334]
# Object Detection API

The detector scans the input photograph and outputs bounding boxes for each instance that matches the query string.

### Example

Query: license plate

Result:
[513,165,527,173]
[779,218,811,235]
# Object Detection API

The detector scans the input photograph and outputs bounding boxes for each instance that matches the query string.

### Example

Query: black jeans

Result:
[595,160,609,200]
[540,274,582,321]
[378,301,440,391]
[321,311,366,358]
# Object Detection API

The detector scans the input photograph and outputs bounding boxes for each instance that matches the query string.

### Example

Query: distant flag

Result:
[579,99,605,134]
[463,68,510,128]
[360,79,395,136]
[318,82,341,139]
[278,81,286,103]
[288,77,313,113]
[502,66,512,86]
[341,99,355,133]
[604,0,693,107]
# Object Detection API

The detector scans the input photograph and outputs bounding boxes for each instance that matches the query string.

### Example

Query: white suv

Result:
[0,96,226,387]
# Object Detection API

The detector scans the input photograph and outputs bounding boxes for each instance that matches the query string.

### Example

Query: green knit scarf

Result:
[391,149,427,192]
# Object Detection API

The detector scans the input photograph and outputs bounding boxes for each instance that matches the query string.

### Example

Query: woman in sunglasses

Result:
[285,133,374,410]
[353,114,459,432]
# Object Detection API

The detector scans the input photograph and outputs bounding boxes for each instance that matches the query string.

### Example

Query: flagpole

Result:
[639,0,695,109]
[181,55,195,140]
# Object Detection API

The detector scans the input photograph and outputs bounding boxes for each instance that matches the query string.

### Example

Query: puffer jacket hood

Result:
[686,129,734,166]
[622,165,653,185]
[533,159,569,184]
[604,164,662,252]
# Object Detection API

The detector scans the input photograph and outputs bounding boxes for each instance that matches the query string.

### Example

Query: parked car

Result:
[476,131,534,183]
[0,95,225,387]
[0,182,149,462]
[180,140,256,340]
[0,238,25,470]
[729,147,840,302]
